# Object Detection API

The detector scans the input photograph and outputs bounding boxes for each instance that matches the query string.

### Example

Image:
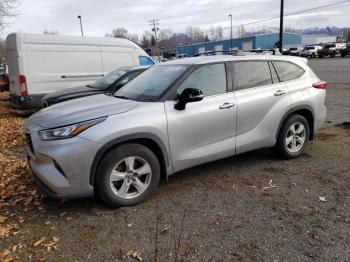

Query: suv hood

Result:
[43,85,102,103]
[28,94,140,128]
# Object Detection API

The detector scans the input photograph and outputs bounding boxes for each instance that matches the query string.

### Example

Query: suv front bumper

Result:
[25,120,101,198]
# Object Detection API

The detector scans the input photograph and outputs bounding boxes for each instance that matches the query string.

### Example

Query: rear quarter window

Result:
[274,61,305,82]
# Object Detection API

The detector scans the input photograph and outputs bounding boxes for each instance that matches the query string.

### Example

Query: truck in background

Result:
[6,33,154,109]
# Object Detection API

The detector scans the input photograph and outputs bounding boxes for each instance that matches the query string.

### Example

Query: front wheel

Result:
[96,144,160,207]
[275,114,310,159]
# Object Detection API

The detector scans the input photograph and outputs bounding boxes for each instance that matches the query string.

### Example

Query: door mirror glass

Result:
[174,88,203,110]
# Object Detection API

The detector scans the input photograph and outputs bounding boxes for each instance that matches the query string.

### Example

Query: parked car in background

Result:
[6,33,154,109]
[340,43,350,57]
[0,65,9,92]
[318,43,337,58]
[25,55,327,207]
[299,45,322,58]
[42,66,150,107]
[289,47,303,56]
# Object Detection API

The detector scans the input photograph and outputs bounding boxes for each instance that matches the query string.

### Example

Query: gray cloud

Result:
[3,0,350,38]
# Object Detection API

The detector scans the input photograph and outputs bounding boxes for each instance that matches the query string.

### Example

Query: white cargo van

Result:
[6,33,154,109]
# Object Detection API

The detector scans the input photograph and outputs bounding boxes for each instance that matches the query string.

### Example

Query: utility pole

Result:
[228,14,233,53]
[279,0,284,53]
[77,15,84,36]
[149,19,160,62]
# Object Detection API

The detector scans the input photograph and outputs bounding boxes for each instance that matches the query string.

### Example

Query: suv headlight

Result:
[38,117,106,141]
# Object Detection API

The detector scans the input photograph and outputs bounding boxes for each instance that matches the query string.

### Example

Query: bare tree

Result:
[140,30,153,47]
[214,25,223,40]
[237,25,246,37]
[0,0,21,30]
[158,29,172,41]
[111,27,128,38]
[186,26,205,43]
[127,33,139,43]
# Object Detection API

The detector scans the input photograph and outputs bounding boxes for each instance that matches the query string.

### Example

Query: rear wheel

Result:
[275,114,310,159]
[96,144,160,207]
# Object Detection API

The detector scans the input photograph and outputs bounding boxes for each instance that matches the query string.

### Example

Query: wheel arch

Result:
[276,106,315,141]
[89,133,171,187]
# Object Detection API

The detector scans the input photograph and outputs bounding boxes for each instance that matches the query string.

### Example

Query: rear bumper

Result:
[315,105,327,132]
[10,94,45,109]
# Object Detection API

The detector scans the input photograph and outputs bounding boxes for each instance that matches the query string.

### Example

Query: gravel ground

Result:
[0,58,350,261]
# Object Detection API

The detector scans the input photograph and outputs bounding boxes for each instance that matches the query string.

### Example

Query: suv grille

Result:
[25,133,34,154]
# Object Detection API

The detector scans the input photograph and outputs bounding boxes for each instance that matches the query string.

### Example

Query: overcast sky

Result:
[3,0,350,38]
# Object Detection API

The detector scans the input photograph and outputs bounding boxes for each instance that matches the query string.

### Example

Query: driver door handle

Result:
[274,89,287,96]
[219,102,235,109]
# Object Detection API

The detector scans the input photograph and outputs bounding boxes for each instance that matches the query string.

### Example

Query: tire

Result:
[311,53,315,58]
[96,143,160,207]
[275,114,310,159]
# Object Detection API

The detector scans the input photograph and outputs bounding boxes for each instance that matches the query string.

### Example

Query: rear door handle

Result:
[274,89,287,96]
[219,102,235,109]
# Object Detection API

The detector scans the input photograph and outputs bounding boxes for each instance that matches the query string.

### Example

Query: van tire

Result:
[96,143,160,207]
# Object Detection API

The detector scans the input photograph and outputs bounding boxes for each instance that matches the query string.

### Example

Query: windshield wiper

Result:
[114,95,132,100]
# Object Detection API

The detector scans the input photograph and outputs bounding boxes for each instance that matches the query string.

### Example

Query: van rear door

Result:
[6,33,22,96]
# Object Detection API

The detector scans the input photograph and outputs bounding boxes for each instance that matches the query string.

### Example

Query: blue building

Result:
[176,32,302,57]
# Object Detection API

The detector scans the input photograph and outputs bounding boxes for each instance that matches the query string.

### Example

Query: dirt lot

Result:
[0,60,350,261]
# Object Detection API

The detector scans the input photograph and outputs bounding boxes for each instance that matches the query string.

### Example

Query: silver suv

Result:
[25,55,327,207]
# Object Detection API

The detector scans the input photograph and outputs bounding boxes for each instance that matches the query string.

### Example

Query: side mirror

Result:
[174,88,204,110]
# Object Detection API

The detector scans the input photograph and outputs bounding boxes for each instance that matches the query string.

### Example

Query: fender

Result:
[275,105,315,140]
[89,133,172,186]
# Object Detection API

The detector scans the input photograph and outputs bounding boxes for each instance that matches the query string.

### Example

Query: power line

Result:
[206,0,350,33]
[161,0,350,32]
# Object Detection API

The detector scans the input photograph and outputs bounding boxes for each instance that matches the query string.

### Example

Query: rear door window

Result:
[274,61,305,82]
[232,61,272,90]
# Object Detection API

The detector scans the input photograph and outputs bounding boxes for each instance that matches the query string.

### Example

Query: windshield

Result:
[290,48,297,51]
[114,65,188,102]
[89,69,128,89]
[306,47,314,50]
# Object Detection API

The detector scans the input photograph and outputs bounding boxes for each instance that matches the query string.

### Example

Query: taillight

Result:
[19,75,28,96]
[313,81,328,89]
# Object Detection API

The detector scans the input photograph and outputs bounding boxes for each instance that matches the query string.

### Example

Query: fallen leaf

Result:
[12,245,17,253]
[161,226,170,234]
[319,196,327,202]
[34,237,46,247]
[0,215,7,224]
[52,236,59,242]
[126,223,135,228]
[66,217,72,221]
[44,221,51,225]
[126,250,142,261]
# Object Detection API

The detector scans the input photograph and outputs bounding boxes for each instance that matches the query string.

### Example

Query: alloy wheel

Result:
[285,122,306,153]
[109,156,152,199]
